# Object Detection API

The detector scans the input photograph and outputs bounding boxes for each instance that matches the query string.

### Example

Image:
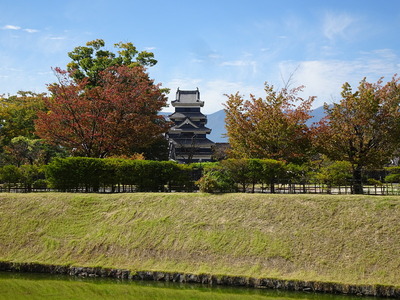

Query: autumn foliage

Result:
[313,76,400,193]
[35,66,170,158]
[224,83,315,163]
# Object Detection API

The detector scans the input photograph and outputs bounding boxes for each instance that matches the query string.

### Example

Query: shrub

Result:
[385,166,400,183]
[0,165,21,191]
[196,164,236,193]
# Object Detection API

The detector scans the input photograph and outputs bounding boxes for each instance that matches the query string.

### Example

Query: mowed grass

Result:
[0,193,399,286]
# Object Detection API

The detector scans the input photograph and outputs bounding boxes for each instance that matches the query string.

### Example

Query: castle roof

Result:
[168,112,206,120]
[171,88,204,107]
[169,137,214,147]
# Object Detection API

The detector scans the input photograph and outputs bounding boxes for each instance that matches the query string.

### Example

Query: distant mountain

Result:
[161,105,328,144]
[207,110,227,143]
[307,105,327,125]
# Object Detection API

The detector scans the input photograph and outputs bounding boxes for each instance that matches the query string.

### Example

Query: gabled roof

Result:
[175,118,198,129]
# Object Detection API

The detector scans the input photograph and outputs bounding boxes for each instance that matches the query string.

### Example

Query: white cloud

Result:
[220,60,258,78]
[24,28,39,33]
[208,53,221,59]
[2,25,21,30]
[201,80,265,113]
[191,58,204,64]
[323,13,355,41]
[2,25,38,33]
[278,49,399,108]
[161,46,399,114]
[220,60,248,67]
[163,77,265,114]
[45,36,66,40]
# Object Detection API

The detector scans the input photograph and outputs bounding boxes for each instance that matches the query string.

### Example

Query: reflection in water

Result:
[0,272,379,300]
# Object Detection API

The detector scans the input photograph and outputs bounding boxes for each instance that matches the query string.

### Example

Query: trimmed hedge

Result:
[0,157,392,194]
[45,157,195,192]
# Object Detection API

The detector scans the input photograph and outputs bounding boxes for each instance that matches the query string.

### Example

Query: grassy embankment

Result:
[0,193,399,287]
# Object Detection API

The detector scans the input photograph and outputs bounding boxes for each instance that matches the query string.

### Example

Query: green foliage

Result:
[196,163,236,193]
[67,39,157,86]
[259,159,287,186]
[19,164,45,191]
[3,136,42,166]
[196,159,287,193]
[168,163,195,192]
[385,166,400,183]
[0,165,21,186]
[46,157,110,192]
[315,160,352,187]
[221,159,251,192]
[286,163,313,184]
[367,178,383,186]
[0,164,45,191]
[45,157,191,192]
[133,160,175,192]
[0,91,46,149]
[133,136,169,161]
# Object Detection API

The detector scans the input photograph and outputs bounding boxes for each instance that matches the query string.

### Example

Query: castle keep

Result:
[166,88,214,163]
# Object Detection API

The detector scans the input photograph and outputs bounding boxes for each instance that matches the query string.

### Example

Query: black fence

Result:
[1,182,400,195]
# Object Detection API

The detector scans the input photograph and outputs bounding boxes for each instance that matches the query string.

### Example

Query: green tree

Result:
[67,39,157,86]
[385,166,400,183]
[0,91,46,149]
[286,163,313,193]
[19,164,44,192]
[221,158,251,192]
[132,136,169,161]
[313,76,400,194]
[3,136,42,166]
[0,165,21,191]
[315,160,352,193]
[224,83,315,163]
[259,159,286,193]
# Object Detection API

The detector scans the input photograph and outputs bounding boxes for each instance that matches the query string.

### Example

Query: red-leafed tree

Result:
[35,66,170,158]
[224,83,315,163]
[313,76,400,194]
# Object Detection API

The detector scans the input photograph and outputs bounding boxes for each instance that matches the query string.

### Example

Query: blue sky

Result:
[1,0,399,113]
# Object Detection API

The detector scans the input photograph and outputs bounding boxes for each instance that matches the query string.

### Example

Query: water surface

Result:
[0,272,379,300]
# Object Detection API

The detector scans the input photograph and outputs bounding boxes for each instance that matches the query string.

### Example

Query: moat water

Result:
[0,272,379,300]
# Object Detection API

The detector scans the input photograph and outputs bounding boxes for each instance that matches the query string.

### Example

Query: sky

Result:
[0,0,399,113]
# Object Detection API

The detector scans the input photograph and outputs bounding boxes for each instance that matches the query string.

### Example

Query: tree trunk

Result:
[352,166,364,194]
[270,181,275,193]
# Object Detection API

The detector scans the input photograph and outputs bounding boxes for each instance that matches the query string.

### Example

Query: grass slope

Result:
[0,193,399,287]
